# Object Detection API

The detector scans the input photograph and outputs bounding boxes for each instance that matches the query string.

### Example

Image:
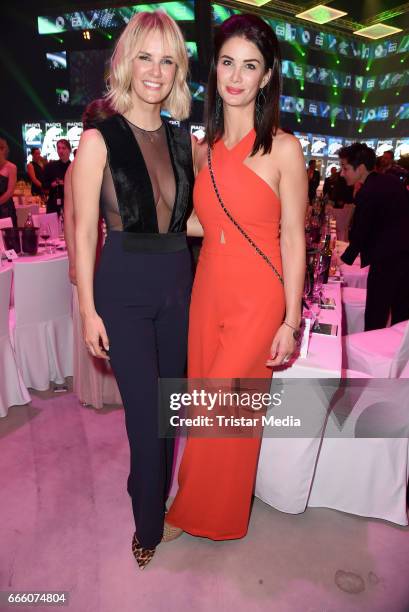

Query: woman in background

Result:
[0,138,17,227]
[73,11,194,568]
[165,14,307,542]
[27,147,47,197]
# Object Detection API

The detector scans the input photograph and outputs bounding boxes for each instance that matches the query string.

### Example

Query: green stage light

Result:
[296,5,347,25]
[331,123,335,128]
[391,123,396,128]
[354,24,402,40]
[336,59,340,65]
[297,117,302,123]
[361,98,366,103]
[107,33,113,40]
[366,65,370,72]
[358,127,363,133]
[396,91,400,96]
[400,58,405,63]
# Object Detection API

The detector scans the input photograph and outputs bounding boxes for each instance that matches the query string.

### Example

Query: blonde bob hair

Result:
[106,11,191,120]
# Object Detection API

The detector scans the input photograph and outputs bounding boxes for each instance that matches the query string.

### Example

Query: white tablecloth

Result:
[256,281,409,525]
[256,283,342,513]
[8,248,72,390]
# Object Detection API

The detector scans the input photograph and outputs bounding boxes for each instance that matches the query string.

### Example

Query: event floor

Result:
[1,386,408,612]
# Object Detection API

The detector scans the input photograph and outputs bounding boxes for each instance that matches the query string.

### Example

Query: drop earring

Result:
[256,87,266,124]
[215,92,222,124]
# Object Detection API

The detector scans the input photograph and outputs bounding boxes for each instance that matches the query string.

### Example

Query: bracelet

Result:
[282,321,302,341]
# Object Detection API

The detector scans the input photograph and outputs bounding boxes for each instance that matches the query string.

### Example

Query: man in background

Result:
[323,166,338,202]
[382,149,408,183]
[307,159,320,204]
[42,139,71,215]
[323,166,352,208]
[339,143,409,331]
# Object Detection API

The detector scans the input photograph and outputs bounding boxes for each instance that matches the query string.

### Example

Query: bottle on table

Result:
[22,212,39,255]
[319,233,333,284]
[24,212,34,228]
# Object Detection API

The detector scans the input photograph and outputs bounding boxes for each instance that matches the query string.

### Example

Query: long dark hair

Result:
[205,14,282,156]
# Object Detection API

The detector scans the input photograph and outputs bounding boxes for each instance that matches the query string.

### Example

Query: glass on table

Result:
[39,222,52,253]
[303,268,321,332]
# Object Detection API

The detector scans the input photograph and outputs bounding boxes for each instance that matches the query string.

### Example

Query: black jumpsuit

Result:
[93,114,194,548]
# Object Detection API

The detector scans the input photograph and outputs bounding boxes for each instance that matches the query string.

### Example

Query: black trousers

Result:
[365,254,409,331]
[94,232,192,548]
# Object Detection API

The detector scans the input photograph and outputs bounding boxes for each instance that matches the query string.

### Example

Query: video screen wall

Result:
[38,2,195,34]
[22,121,83,164]
[282,60,409,93]
[280,95,409,124]
[21,118,409,180]
[294,132,409,176]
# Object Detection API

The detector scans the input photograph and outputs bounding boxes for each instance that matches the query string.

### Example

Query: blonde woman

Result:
[73,11,194,569]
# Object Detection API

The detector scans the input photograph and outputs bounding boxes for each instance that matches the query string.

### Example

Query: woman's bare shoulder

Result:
[79,128,106,147]
[76,129,107,166]
[270,130,303,161]
[274,129,301,148]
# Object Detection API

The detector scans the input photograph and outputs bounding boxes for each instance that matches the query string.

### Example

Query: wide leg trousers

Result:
[94,232,192,548]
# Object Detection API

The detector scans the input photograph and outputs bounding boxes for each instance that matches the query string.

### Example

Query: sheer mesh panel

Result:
[100,119,176,233]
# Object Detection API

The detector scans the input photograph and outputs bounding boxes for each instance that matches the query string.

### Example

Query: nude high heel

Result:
[162,521,183,542]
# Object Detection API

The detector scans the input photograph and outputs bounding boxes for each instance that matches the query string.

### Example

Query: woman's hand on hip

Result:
[82,312,110,359]
[266,324,297,367]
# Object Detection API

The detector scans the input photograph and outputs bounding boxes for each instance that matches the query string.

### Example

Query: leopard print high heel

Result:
[161,521,183,542]
[131,533,155,569]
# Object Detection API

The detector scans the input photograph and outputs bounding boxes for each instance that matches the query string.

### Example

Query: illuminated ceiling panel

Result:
[296,4,347,25]
[354,23,403,40]
[235,0,271,5]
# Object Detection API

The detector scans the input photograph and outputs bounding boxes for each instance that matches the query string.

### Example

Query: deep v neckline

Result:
[119,115,179,234]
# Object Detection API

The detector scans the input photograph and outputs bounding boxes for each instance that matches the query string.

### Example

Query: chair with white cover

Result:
[343,319,409,378]
[11,257,73,390]
[0,267,30,416]
[0,217,13,251]
[32,212,59,239]
[342,286,366,335]
[308,378,409,525]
